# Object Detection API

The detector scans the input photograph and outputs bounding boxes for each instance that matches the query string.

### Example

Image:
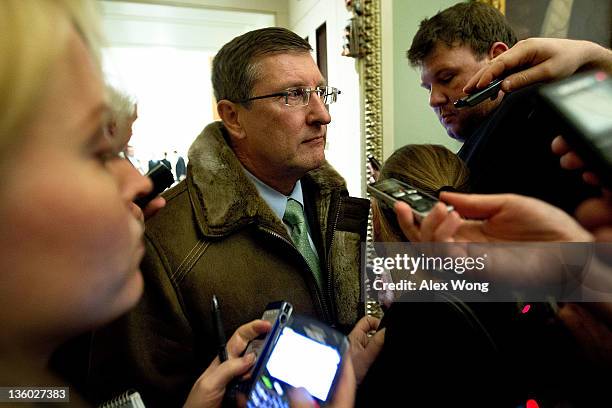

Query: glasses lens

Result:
[283,87,339,106]
[285,88,308,106]
[301,88,310,106]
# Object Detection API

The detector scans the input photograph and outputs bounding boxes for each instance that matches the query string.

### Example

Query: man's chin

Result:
[300,153,326,175]
[445,126,466,142]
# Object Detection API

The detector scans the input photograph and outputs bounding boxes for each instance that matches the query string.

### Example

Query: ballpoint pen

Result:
[212,294,228,362]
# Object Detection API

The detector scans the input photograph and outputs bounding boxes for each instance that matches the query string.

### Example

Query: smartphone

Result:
[243,301,294,360]
[133,163,174,208]
[539,70,612,187]
[367,178,452,223]
[242,314,349,407]
[454,77,504,108]
[233,302,293,403]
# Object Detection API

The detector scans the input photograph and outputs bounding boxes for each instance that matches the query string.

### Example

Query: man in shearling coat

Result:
[86,28,380,407]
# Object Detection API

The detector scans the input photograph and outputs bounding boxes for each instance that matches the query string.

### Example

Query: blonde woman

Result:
[361,144,503,407]
[0,1,271,406]
[371,144,470,243]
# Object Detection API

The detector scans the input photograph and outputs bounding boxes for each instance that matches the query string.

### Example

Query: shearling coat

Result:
[86,121,369,407]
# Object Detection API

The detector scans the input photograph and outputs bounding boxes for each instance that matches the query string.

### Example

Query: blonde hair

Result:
[0,0,102,153]
[373,144,470,242]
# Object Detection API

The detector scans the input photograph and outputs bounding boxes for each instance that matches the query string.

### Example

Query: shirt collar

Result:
[242,167,304,221]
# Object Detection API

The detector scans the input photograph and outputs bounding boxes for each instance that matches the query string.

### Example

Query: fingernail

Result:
[503,79,511,91]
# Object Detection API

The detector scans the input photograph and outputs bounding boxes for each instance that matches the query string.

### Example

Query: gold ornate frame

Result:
[477,0,506,14]
[360,0,384,318]
[361,0,383,184]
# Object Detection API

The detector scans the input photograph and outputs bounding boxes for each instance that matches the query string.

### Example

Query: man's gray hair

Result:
[212,27,312,107]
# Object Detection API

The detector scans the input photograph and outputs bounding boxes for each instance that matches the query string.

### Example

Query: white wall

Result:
[103,0,289,27]
[289,0,362,197]
[100,1,276,167]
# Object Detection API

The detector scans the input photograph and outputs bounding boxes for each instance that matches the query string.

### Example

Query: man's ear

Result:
[488,41,509,59]
[217,100,246,141]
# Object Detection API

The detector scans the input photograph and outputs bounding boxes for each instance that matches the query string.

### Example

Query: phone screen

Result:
[556,79,612,144]
[540,71,612,180]
[266,327,342,401]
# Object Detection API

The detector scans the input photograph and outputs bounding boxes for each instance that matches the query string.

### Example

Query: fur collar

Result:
[187,121,347,238]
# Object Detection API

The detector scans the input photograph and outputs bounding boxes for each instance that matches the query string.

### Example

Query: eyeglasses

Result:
[238,86,341,106]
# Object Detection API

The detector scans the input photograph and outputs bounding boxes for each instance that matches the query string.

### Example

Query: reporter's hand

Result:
[551,135,600,186]
[393,201,462,243]
[575,193,612,242]
[395,193,592,243]
[394,194,593,288]
[183,319,272,408]
[464,38,612,94]
[347,315,385,384]
[288,355,356,408]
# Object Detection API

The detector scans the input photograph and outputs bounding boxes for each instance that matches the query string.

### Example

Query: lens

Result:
[280,314,287,324]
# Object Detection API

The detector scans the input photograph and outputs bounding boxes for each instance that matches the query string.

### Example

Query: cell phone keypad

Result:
[247,375,290,408]
[405,191,433,212]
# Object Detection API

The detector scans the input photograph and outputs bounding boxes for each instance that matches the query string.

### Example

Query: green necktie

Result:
[283,198,323,290]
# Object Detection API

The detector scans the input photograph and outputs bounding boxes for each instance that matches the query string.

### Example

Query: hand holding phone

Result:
[367,178,453,223]
[237,310,348,407]
[243,301,294,363]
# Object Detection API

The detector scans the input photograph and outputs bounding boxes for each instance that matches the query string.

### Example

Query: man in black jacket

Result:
[406,2,595,213]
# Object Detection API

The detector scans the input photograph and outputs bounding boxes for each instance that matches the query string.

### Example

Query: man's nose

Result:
[307,91,332,125]
[429,86,448,108]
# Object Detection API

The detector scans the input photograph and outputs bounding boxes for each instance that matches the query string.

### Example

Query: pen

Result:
[454,77,504,108]
[212,294,228,362]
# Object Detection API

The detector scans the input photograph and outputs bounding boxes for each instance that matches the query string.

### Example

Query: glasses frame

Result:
[237,86,341,107]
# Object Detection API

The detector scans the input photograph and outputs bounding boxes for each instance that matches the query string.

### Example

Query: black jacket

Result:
[459,84,598,214]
